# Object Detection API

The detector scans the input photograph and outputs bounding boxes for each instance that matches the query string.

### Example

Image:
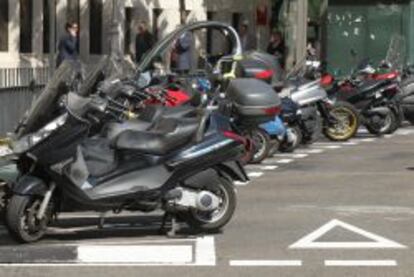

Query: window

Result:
[89,0,103,54]
[20,0,33,53]
[0,0,8,51]
[43,0,50,53]
[67,0,80,24]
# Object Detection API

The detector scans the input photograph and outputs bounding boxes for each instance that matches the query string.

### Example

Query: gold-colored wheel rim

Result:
[326,107,358,140]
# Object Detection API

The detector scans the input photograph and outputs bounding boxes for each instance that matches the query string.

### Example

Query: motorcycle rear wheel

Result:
[247,128,271,164]
[324,101,359,141]
[184,177,236,232]
[365,111,396,135]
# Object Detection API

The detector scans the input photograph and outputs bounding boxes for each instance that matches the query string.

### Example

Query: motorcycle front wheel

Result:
[183,177,236,232]
[365,111,397,135]
[324,101,359,141]
[6,194,53,243]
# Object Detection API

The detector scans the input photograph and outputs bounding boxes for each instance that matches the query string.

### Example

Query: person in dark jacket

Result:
[267,31,286,68]
[56,22,79,68]
[135,21,155,63]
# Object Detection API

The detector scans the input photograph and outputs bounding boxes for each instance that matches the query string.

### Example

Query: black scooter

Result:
[6,90,248,243]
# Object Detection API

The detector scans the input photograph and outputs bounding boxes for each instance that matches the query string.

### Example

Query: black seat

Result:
[106,106,199,140]
[114,118,199,155]
[357,79,388,94]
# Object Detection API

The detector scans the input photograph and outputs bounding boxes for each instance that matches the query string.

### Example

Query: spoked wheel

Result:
[247,128,271,164]
[184,177,236,232]
[6,195,52,243]
[365,111,396,135]
[324,101,359,141]
[279,126,302,153]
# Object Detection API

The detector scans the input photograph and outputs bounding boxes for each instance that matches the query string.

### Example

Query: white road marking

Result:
[289,219,407,249]
[234,181,249,186]
[314,141,358,146]
[229,260,302,267]
[274,153,308,159]
[194,236,216,266]
[359,138,376,142]
[77,245,193,264]
[246,165,278,171]
[247,172,264,178]
[384,134,394,139]
[315,145,342,149]
[0,236,216,267]
[296,149,325,154]
[358,128,369,134]
[324,260,397,267]
[263,158,293,164]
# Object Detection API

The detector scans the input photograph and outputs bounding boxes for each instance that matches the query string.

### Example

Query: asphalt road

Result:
[1,126,414,277]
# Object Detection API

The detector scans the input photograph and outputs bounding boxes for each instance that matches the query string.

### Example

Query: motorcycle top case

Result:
[226,78,281,126]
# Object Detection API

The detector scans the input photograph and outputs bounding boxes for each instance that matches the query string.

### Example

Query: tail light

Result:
[255,69,274,80]
[264,106,281,115]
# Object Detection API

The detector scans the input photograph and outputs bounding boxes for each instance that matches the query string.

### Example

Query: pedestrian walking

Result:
[267,30,286,68]
[135,21,155,63]
[172,31,193,74]
[239,21,257,51]
[56,22,79,68]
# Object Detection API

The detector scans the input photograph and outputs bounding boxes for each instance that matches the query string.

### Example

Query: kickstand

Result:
[160,212,180,237]
[98,212,106,229]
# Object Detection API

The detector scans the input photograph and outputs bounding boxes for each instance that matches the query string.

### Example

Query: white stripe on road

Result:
[314,141,358,146]
[359,138,376,142]
[315,145,342,149]
[274,154,308,159]
[247,172,264,178]
[324,260,397,267]
[296,149,325,154]
[230,260,302,267]
[263,158,293,164]
[234,181,249,186]
[77,245,193,264]
[194,236,216,266]
[246,165,278,171]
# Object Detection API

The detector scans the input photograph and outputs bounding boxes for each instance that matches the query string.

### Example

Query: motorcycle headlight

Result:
[12,114,68,154]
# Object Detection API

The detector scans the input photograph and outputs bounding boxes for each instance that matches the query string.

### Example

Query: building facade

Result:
[0,0,275,70]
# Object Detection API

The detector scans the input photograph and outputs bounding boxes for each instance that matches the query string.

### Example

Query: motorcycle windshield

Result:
[137,21,242,73]
[385,34,406,71]
[16,60,80,137]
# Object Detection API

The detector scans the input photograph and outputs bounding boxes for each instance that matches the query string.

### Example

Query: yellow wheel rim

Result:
[326,107,358,141]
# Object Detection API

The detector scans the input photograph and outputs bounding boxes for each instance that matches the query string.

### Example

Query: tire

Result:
[248,128,271,164]
[365,110,397,135]
[387,109,402,134]
[323,101,359,141]
[279,125,303,153]
[268,139,281,157]
[6,195,51,243]
[184,177,236,232]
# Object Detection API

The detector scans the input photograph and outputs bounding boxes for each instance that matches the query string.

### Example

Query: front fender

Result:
[12,175,48,196]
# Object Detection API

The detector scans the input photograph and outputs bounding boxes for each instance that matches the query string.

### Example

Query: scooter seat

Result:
[114,118,199,155]
[106,106,199,141]
[357,80,387,94]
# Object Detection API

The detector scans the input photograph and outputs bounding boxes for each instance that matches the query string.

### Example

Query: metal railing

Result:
[0,67,49,88]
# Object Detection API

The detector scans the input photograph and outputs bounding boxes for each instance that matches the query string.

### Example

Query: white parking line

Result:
[324,260,397,267]
[314,141,358,146]
[274,154,308,159]
[247,172,264,178]
[263,158,293,164]
[315,145,342,149]
[296,149,325,154]
[246,165,278,171]
[234,181,249,186]
[359,138,377,142]
[229,260,302,267]
[78,245,193,264]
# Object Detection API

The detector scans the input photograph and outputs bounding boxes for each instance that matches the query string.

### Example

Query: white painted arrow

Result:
[289,219,407,249]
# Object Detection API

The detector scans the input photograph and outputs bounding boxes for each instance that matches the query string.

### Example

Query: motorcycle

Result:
[237,51,358,142]
[323,58,403,135]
